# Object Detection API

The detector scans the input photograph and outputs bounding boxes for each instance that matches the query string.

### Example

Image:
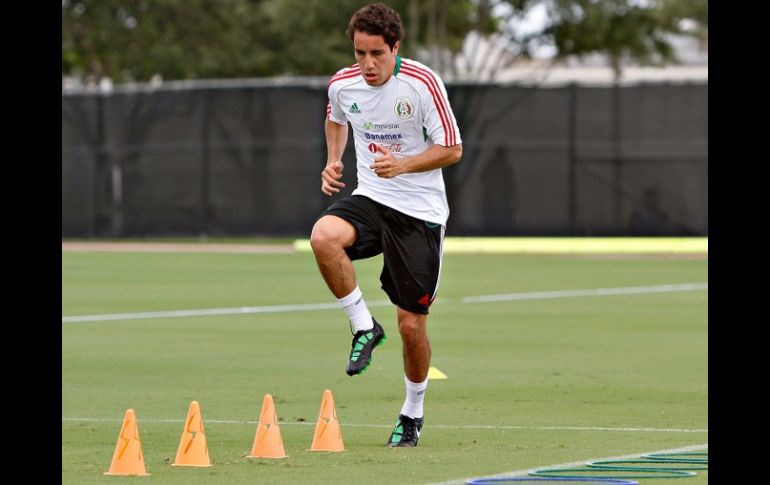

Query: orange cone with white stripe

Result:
[248,394,288,458]
[310,389,345,452]
[104,409,150,476]
[172,401,213,467]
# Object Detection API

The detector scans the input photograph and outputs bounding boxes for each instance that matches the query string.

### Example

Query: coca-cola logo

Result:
[368,143,403,153]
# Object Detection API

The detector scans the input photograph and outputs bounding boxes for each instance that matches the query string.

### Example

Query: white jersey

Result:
[326,56,462,226]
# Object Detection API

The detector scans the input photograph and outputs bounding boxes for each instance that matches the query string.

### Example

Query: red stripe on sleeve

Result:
[400,62,456,145]
[329,67,362,86]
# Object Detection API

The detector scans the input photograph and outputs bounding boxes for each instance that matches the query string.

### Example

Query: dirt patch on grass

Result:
[61,242,295,254]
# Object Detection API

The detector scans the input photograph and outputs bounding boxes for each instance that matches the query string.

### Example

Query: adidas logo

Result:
[349,102,361,114]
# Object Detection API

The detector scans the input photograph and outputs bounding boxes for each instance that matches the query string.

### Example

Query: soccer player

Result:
[310,2,462,447]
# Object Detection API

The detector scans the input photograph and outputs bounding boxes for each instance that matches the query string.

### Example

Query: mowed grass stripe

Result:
[62,282,707,323]
[61,417,707,433]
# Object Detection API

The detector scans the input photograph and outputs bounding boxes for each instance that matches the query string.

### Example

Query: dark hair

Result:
[346,3,403,50]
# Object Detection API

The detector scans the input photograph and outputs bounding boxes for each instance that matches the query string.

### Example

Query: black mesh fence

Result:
[62,80,707,237]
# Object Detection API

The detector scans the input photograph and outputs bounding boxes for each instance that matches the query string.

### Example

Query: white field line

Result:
[426,442,709,485]
[61,283,707,324]
[60,416,707,434]
[61,300,394,323]
[461,282,708,303]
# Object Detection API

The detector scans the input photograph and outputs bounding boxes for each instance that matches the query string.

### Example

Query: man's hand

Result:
[370,145,403,179]
[321,160,345,195]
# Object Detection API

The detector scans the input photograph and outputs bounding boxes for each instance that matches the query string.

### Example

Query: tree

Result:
[62,0,276,83]
[537,0,707,81]
[451,0,707,82]
[62,0,480,84]
[63,0,707,84]
[453,0,543,81]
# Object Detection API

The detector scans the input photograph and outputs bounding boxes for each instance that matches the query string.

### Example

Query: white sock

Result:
[337,285,373,332]
[399,375,428,418]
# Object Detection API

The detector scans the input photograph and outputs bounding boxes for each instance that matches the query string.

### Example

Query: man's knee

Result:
[398,312,427,340]
[310,216,353,256]
[309,220,333,255]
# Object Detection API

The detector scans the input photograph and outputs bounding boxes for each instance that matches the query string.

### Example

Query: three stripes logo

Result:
[349,102,361,114]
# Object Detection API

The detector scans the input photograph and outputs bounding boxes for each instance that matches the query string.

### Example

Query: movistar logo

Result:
[364,121,400,130]
[349,102,361,114]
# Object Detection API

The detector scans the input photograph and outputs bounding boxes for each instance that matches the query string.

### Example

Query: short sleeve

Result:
[421,73,461,147]
[327,70,350,125]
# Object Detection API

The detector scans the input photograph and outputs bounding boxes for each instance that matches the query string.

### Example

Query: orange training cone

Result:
[104,408,150,476]
[172,401,213,467]
[310,389,345,452]
[248,394,288,458]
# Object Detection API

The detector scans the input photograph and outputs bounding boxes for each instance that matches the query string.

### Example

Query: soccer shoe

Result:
[387,414,424,447]
[345,318,386,376]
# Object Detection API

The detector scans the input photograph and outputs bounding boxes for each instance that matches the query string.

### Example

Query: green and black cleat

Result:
[387,414,424,447]
[346,318,386,376]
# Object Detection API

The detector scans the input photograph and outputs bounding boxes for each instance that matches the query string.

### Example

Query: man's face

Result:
[353,31,399,86]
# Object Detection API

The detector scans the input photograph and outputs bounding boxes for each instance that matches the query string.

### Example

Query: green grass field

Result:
[62,248,707,484]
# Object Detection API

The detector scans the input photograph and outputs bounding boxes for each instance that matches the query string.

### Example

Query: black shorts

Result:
[321,195,445,314]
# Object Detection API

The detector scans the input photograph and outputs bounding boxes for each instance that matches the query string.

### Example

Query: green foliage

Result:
[538,0,707,77]
[62,0,275,82]
[655,0,708,42]
[62,0,707,84]
[62,0,477,83]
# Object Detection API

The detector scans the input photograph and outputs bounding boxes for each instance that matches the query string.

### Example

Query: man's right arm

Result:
[321,118,349,196]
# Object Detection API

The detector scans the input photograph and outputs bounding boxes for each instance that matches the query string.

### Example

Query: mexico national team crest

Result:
[394,97,414,119]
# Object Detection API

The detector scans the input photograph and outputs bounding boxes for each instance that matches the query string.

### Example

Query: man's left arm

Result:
[370,143,462,179]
